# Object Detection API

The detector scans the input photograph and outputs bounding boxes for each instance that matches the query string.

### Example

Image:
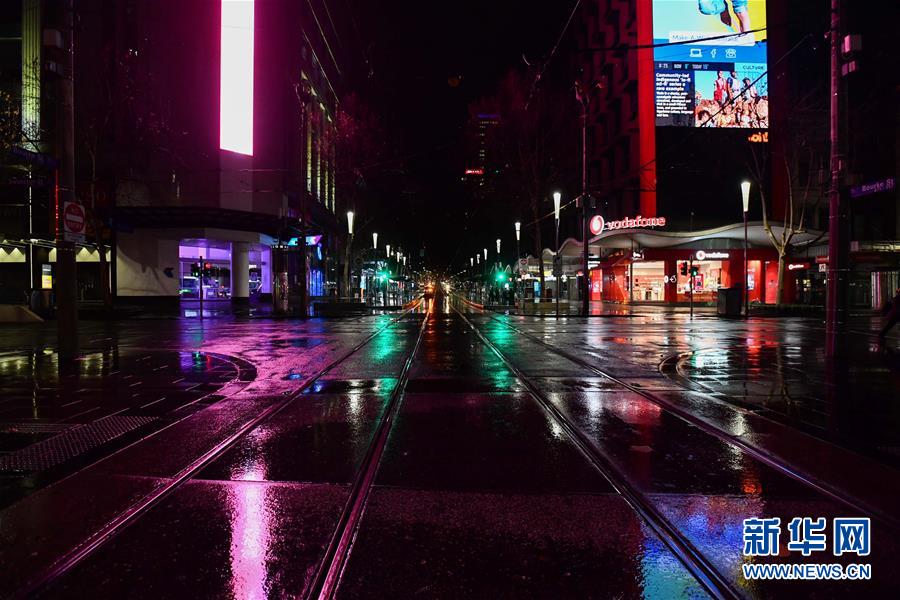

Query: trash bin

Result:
[717,287,742,317]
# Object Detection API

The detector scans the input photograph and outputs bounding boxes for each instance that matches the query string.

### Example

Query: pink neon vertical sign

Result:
[220,0,254,155]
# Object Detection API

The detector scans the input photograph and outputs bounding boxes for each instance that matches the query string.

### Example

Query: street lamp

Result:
[742,181,751,318]
[372,232,378,250]
[515,221,522,309]
[553,191,562,318]
[347,212,355,299]
[386,244,391,259]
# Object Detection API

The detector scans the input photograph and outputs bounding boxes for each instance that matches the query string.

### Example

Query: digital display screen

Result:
[653,0,768,128]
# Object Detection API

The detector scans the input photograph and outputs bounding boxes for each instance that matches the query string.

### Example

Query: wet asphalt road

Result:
[0,295,898,598]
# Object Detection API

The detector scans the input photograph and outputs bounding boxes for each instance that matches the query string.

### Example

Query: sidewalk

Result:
[0,347,250,508]
[509,300,718,317]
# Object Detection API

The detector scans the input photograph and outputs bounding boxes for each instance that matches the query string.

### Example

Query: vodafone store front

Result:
[594,248,779,305]
[586,220,824,306]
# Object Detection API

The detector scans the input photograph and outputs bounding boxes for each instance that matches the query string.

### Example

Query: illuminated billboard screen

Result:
[653,0,768,128]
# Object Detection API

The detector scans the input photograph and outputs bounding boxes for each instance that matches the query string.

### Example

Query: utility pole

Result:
[825,0,848,356]
[580,102,589,317]
[689,256,695,321]
[576,80,601,317]
[55,0,78,363]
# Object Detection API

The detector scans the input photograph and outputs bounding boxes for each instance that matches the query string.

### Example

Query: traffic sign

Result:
[7,176,50,187]
[850,177,894,199]
[552,256,562,277]
[62,201,86,243]
[10,146,60,169]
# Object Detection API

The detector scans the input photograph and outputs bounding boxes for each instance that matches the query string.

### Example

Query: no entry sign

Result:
[63,201,86,243]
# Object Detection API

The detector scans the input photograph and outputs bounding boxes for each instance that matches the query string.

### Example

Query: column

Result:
[664,259,678,303]
[260,246,272,296]
[231,241,250,303]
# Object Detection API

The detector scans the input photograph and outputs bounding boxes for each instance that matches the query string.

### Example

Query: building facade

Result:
[574,0,898,308]
[92,0,345,309]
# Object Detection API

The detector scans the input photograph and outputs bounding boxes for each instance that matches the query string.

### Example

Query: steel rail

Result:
[18,302,424,599]
[453,305,740,600]
[478,309,899,531]
[308,301,431,599]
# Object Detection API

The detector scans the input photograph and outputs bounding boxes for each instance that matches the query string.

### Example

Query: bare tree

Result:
[750,86,827,307]
[332,93,388,296]
[751,142,824,306]
[472,68,577,297]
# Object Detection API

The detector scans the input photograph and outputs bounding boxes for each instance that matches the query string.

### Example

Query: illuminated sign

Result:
[286,235,323,247]
[787,263,809,271]
[41,264,52,290]
[695,250,730,260]
[590,214,667,236]
[653,0,769,129]
[220,0,255,155]
[850,177,895,199]
[464,168,484,176]
[748,131,769,143]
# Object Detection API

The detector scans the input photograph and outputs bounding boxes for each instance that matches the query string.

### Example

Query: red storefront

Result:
[587,222,822,306]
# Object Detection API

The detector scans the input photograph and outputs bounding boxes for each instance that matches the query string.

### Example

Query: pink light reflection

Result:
[220,0,254,155]
[228,480,272,599]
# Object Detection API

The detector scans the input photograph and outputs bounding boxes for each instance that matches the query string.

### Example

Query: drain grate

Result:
[0,415,157,473]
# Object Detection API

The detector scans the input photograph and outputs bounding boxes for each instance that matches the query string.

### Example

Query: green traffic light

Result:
[495,272,507,282]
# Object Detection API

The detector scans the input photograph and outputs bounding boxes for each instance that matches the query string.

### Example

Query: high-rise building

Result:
[463,112,500,187]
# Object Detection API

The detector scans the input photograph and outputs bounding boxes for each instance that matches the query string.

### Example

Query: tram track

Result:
[470,307,899,531]
[307,301,431,599]
[17,303,425,599]
[452,304,740,600]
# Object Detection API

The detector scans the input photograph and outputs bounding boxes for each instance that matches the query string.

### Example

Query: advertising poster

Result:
[653,0,769,128]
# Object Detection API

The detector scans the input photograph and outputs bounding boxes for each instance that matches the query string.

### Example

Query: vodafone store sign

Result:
[590,214,667,236]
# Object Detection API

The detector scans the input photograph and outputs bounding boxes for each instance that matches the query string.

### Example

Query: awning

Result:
[588,221,826,250]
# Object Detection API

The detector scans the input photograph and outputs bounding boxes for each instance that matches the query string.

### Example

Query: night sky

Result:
[341,1,577,271]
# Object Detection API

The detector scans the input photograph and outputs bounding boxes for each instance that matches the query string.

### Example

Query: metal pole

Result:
[55,0,78,363]
[690,256,694,321]
[825,0,847,356]
[198,255,204,319]
[516,240,521,308]
[744,210,749,317]
[629,239,634,304]
[555,220,560,319]
[581,107,590,317]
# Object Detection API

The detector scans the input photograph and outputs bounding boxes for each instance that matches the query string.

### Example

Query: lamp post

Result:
[741,181,751,317]
[346,211,354,299]
[514,221,522,308]
[482,248,488,304]
[370,232,378,306]
[553,191,562,318]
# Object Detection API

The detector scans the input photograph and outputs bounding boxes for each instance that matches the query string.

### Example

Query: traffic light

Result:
[680,262,688,276]
[495,272,507,283]
[690,265,699,277]
[191,262,201,277]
